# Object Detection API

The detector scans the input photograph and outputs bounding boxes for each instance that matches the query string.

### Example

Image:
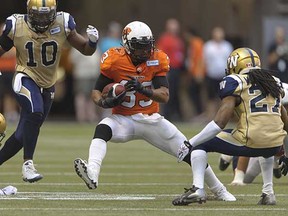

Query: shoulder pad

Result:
[2,14,20,38]
[150,49,170,72]
[219,75,243,99]
[58,12,76,34]
[100,47,125,74]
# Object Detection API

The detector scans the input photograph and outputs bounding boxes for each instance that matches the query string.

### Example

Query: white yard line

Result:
[1,192,288,200]
[0,207,287,211]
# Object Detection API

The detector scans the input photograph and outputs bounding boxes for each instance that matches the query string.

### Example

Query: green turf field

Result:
[0,122,287,216]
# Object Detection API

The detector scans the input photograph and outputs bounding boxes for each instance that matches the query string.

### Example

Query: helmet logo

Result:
[122,27,132,41]
[246,63,253,68]
[228,54,239,69]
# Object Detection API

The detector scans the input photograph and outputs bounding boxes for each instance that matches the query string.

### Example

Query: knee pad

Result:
[93,124,112,142]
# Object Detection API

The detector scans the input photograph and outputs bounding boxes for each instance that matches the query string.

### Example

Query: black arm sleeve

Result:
[152,76,169,89]
[0,34,14,51]
[94,74,114,92]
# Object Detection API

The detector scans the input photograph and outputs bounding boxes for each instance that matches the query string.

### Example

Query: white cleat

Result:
[22,160,43,183]
[74,158,97,189]
[214,187,236,201]
[0,186,17,195]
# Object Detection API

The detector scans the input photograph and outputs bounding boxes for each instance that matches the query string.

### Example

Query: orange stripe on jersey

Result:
[100,47,170,115]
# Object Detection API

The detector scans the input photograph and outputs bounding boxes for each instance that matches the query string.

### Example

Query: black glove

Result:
[125,76,153,97]
[99,87,126,108]
[279,155,288,176]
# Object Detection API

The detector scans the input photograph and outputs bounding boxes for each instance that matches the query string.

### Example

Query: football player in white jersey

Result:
[175,47,288,205]
[0,0,99,183]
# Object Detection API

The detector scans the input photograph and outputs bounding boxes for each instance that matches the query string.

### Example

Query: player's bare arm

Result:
[214,96,238,129]
[281,105,288,133]
[0,47,6,57]
[149,86,169,103]
[91,90,102,105]
[67,27,98,56]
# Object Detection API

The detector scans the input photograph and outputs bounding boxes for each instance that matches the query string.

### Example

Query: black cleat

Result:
[273,168,282,179]
[257,193,276,205]
[219,157,231,171]
[172,186,206,206]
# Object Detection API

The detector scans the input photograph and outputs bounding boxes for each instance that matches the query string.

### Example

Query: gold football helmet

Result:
[0,113,6,143]
[27,0,57,33]
[226,47,261,75]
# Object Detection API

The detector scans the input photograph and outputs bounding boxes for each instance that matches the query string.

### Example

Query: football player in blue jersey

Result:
[0,0,99,183]
[174,47,288,205]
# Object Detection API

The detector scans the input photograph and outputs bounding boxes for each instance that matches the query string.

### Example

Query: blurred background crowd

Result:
[1,0,288,123]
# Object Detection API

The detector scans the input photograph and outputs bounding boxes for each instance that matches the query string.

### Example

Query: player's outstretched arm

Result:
[67,25,99,56]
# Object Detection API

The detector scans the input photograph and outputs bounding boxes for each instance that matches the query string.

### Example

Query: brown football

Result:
[102,83,126,98]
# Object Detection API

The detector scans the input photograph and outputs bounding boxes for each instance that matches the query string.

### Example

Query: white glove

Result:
[177,140,193,162]
[86,25,99,43]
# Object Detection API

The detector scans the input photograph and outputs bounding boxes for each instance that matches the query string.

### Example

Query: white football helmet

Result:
[122,21,155,64]
[0,113,6,143]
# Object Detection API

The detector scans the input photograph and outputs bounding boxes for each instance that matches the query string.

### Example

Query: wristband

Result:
[140,88,153,97]
[88,39,97,48]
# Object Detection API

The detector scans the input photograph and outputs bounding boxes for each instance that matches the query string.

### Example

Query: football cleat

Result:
[257,193,276,205]
[0,185,17,195]
[22,160,43,183]
[213,187,236,201]
[74,158,97,189]
[273,168,282,179]
[172,186,206,205]
[219,157,231,171]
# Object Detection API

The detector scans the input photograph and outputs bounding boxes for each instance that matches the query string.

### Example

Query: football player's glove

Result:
[125,76,153,97]
[177,140,193,163]
[279,155,288,176]
[86,25,99,44]
[98,87,125,108]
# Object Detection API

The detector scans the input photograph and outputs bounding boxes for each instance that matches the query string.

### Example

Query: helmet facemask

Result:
[122,21,155,65]
[27,0,57,33]
[127,36,155,64]
[28,10,56,33]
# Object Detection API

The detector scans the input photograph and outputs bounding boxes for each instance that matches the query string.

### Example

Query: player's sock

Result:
[205,164,224,192]
[244,157,261,183]
[259,156,274,195]
[191,150,207,189]
[88,138,107,174]
[231,168,245,185]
